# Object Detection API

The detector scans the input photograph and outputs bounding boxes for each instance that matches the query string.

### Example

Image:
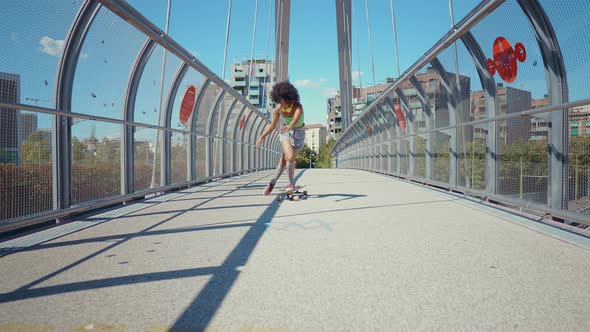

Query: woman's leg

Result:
[281,139,297,186]
[270,153,286,184]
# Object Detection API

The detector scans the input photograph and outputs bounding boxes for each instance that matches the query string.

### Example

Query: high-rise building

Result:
[230,59,275,118]
[18,113,38,145]
[303,124,328,152]
[327,91,342,139]
[0,72,21,164]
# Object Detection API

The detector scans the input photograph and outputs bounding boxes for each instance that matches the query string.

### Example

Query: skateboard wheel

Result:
[293,195,299,201]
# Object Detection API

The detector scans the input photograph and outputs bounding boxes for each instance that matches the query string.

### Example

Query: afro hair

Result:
[270,81,299,104]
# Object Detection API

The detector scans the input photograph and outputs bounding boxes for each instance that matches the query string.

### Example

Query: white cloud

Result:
[10,32,18,41]
[352,71,364,81]
[39,36,65,57]
[80,53,88,59]
[321,88,339,97]
[293,78,329,89]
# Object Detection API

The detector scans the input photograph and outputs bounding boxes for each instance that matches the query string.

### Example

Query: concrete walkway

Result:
[1,169,589,331]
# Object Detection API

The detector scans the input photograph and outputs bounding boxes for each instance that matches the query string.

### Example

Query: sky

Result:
[124,0,483,126]
[2,0,588,140]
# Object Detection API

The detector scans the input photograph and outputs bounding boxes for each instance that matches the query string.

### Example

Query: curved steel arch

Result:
[220,99,239,174]
[188,79,211,179]
[231,105,248,173]
[460,31,497,192]
[240,110,257,171]
[122,38,156,194]
[252,119,266,169]
[518,0,568,209]
[162,62,190,185]
[54,1,102,211]
[205,90,227,177]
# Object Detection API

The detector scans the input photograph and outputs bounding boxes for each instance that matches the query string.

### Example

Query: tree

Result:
[296,144,313,168]
[72,137,85,163]
[315,138,336,168]
[21,131,50,164]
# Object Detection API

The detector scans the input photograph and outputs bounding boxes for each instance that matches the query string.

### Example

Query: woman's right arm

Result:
[256,107,280,146]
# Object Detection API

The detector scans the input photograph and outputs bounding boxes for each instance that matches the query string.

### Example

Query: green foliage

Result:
[315,138,336,168]
[21,131,51,164]
[296,144,313,168]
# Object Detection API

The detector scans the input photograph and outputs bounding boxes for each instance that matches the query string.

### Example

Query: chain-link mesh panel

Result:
[195,84,223,137]
[213,138,222,176]
[227,103,244,140]
[0,111,53,221]
[170,69,206,131]
[133,46,182,126]
[72,6,145,119]
[458,125,487,190]
[195,136,207,178]
[399,139,409,175]
[567,105,590,214]
[539,1,590,102]
[390,140,398,174]
[433,131,451,183]
[71,120,121,204]
[471,0,550,114]
[134,127,160,191]
[415,136,426,178]
[497,116,548,205]
[225,140,233,173]
[212,94,236,138]
[171,132,188,184]
[0,1,82,109]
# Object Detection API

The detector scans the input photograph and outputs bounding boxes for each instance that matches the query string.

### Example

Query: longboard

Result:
[276,185,308,202]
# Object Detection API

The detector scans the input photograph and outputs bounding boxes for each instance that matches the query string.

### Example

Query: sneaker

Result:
[285,183,296,193]
[264,182,275,195]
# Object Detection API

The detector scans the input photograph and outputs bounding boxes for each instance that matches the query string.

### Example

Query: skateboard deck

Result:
[276,185,308,202]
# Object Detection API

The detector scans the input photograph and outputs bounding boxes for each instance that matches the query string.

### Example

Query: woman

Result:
[256,81,305,195]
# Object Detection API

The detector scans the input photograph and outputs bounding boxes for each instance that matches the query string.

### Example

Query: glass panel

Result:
[134,127,159,191]
[171,132,188,184]
[71,120,121,204]
[0,110,53,221]
[72,7,145,119]
[0,0,81,109]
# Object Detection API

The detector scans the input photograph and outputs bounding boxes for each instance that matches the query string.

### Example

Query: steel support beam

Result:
[163,62,189,185]
[460,32,498,193]
[275,0,291,82]
[518,0,568,210]
[206,91,226,177]
[54,1,101,211]
[122,38,156,194]
[335,0,353,131]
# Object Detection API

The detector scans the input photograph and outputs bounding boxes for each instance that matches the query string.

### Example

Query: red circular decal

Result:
[179,85,196,125]
[239,115,246,130]
[486,37,526,83]
[393,103,406,130]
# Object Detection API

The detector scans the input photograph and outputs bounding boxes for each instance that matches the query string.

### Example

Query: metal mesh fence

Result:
[71,120,121,205]
[171,132,188,184]
[0,111,53,221]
